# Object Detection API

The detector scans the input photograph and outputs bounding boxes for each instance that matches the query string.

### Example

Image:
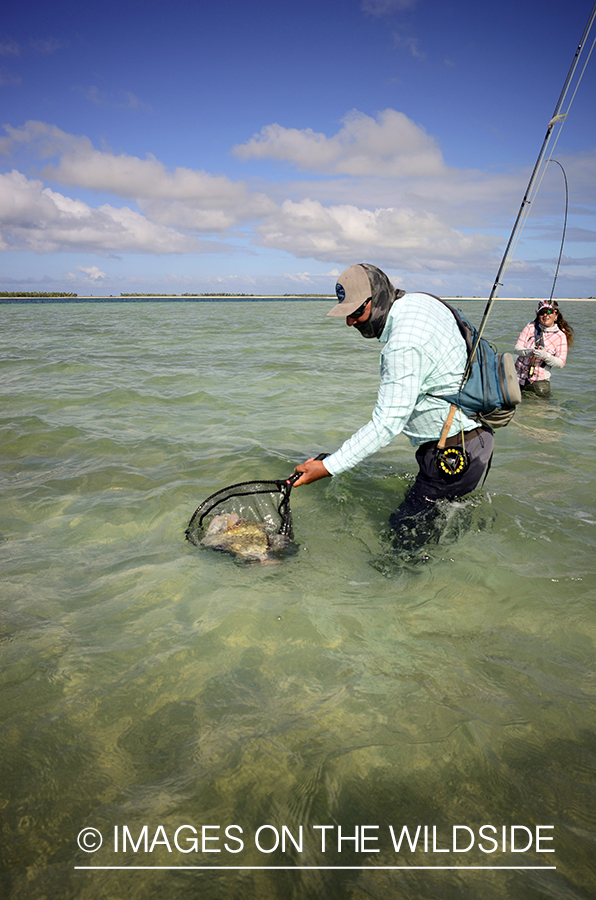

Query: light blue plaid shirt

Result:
[325,292,478,476]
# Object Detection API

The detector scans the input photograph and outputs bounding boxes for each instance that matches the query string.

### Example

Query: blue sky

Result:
[1,0,595,296]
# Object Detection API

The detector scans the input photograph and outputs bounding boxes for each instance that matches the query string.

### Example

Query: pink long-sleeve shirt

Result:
[514,322,567,383]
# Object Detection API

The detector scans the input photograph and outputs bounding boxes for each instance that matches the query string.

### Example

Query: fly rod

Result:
[462,0,596,381]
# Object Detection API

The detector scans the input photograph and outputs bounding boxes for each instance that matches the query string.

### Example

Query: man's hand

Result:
[291,458,331,486]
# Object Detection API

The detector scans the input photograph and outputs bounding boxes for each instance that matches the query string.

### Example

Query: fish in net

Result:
[186,456,327,564]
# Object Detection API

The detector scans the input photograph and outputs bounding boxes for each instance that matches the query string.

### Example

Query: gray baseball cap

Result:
[327,265,372,317]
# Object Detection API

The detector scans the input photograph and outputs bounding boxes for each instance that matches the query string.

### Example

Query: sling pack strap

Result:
[418,291,520,422]
[437,404,458,450]
[423,292,468,451]
[420,292,474,358]
[421,291,470,450]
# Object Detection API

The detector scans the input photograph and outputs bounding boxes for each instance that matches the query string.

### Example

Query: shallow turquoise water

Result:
[1,299,595,899]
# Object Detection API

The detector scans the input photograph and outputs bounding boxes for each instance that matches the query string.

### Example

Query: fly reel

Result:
[435,446,470,479]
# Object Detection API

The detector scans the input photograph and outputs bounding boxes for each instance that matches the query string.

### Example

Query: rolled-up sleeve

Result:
[324,346,426,475]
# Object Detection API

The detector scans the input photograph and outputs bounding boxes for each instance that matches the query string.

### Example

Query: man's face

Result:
[346,299,372,327]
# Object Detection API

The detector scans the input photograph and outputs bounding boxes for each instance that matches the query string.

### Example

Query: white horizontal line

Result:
[74,865,557,871]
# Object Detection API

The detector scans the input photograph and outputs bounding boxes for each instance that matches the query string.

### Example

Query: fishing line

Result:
[504,157,569,316]
[460,1,596,386]
[548,159,569,302]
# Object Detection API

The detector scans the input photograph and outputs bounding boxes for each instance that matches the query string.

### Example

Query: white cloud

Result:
[0,67,22,87]
[0,170,214,254]
[362,0,418,14]
[46,150,273,227]
[0,39,20,57]
[2,117,537,242]
[75,85,151,111]
[256,198,498,272]
[31,38,69,54]
[2,121,91,159]
[233,109,446,177]
[3,120,275,232]
[1,117,594,292]
[392,31,426,59]
[75,265,106,280]
[283,269,340,284]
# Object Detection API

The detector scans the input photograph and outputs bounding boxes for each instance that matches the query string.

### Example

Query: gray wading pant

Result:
[389,429,494,549]
[521,380,551,397]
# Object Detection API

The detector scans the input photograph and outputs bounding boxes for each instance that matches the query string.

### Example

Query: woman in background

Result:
[515,300,574,397]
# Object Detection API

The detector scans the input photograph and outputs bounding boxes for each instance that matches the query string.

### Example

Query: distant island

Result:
[1,291,594,301]
[0,291,79,298]
[0,291,335,299]
[116,292,337,298]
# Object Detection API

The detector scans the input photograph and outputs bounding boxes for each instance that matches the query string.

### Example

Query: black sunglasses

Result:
[348,299,371,319]
[539,308,556,316]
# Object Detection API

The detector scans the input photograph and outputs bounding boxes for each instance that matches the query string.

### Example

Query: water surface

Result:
[1,299,595,899]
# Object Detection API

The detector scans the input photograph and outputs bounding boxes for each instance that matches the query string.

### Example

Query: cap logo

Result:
[335,283,345,303]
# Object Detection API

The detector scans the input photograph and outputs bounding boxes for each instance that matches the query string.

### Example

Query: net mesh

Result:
[186,456,326,563]
[186,479,295,558]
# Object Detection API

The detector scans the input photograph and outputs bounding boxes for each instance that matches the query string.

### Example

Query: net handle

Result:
[285,452,329,487]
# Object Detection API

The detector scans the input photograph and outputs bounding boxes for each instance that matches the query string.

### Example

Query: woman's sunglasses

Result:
[539,308,556,316]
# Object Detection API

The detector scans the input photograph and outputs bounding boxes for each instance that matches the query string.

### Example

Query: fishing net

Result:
[187,478,296,542]
[186,456,327,564]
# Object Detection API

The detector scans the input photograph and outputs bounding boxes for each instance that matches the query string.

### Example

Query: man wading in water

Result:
[292,263,494,550]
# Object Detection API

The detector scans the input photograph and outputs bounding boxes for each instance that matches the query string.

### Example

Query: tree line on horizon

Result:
[0,291,79,297]
[0,291,335,298]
